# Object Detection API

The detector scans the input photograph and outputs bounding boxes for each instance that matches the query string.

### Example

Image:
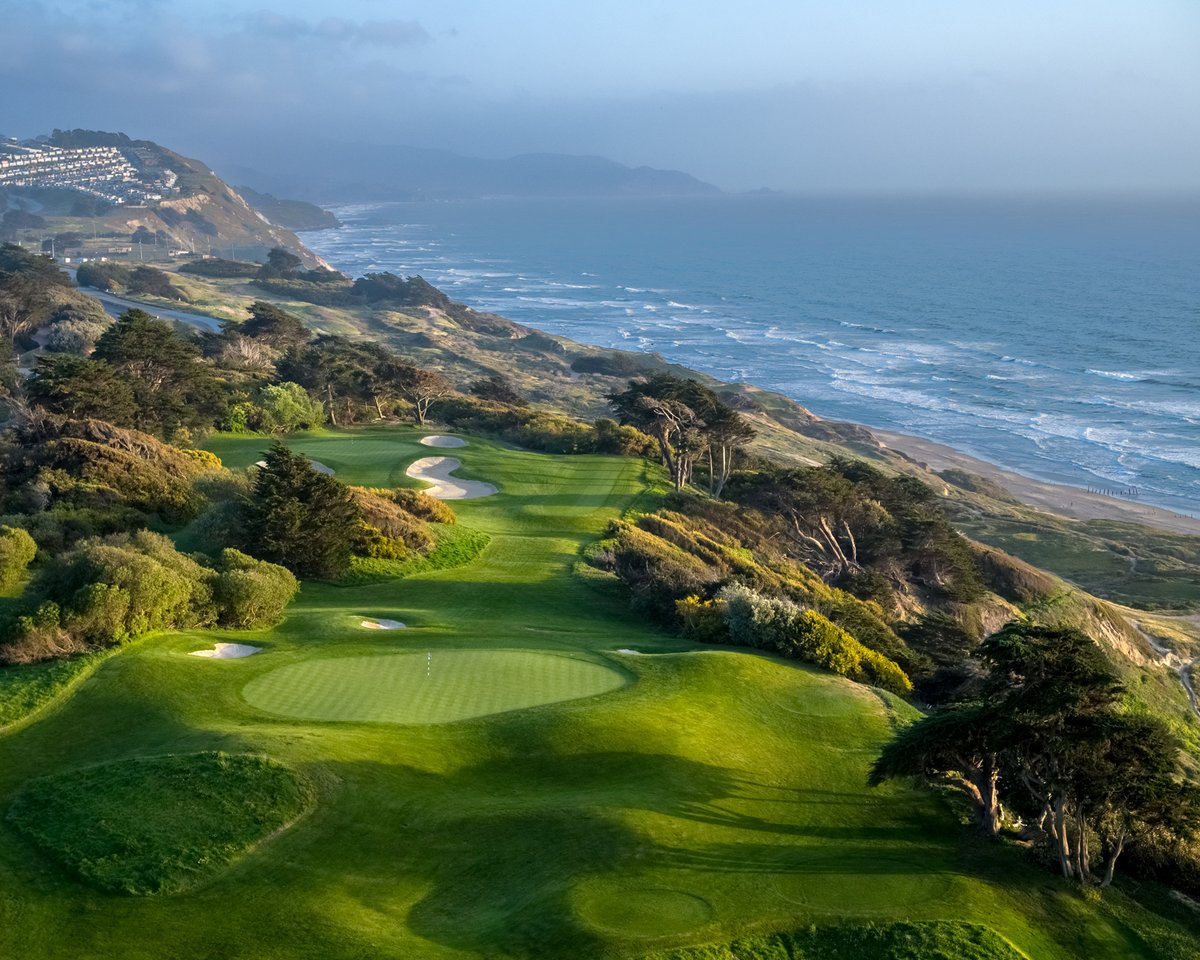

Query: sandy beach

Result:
[872,428,1200,537]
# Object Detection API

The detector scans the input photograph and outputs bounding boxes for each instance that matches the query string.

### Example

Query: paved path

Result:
[69,271,223,332]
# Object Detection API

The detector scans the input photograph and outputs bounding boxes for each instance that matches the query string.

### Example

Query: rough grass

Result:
[644,921,1028,959]
[242,650,628,724]
[0,652,108,730]
[0,427,1195,958]
[338,523,492,585]
[7,752,311,895]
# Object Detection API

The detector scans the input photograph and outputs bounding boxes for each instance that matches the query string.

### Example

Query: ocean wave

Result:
[1086,368,1146,382]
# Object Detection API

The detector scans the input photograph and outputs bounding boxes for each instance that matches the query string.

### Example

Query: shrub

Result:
[717,584,912,695]
[258,382,325,433]
[0,526,37,590]
[76,262,131,293]
[212,549,298,628]
[43,299,112,354]
[676,595,729,644]
[4,531,215,658]
[349,488,435,553]
[610,521,722,620]
[386,488,456,524]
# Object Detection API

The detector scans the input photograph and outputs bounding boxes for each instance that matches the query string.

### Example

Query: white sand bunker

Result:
[419,435,468,448]
[254,458,335,475]
[361,618,405,630]
[190,643,261,659]
[616,648,643,655]
[405,456,497,500]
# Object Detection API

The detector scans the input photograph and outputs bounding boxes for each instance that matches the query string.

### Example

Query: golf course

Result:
[0,427,1195,959]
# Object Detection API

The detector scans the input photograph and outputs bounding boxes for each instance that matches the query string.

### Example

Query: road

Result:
[66,270,223,332]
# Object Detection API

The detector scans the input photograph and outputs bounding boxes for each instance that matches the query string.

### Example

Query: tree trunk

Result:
[1053,797,1075,879]
[1074,810,1092,883]
[326,383,338,427]
[980,758,1003,835]
[1100,834,1126,887]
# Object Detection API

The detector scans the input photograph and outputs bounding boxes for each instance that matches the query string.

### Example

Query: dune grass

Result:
[0,426,1195,959]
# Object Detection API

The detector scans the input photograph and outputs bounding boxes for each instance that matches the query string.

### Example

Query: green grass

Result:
[242,650,629,724]
[0,652,109,730]
[646,921,1028,959]
[0,426,1195,958]
[7,753,311,895]
[338,522,492,584]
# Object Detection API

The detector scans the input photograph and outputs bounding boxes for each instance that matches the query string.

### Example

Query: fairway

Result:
[2,425,1195,960]
[241,650,629,724]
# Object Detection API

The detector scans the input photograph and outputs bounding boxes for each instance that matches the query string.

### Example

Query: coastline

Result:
[872,428,1200,537]
[295,214,1200,540]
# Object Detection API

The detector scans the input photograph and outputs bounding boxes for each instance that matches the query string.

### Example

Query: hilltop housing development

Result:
[0,139,178,206]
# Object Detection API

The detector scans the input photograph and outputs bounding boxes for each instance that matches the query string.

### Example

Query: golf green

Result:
[241,650,630,724]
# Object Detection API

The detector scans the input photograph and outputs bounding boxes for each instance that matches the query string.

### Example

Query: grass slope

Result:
[8,753,311,895]
[0,427,1195,959]
[646,921,1028,960]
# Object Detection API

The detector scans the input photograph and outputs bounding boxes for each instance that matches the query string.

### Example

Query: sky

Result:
[3,0,1199,193]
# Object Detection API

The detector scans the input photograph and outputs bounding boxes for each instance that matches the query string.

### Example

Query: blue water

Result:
[303,196,1200,515]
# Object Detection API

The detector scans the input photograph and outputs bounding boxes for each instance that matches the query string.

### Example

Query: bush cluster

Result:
[0,531,296,664]
[715,584,912,694]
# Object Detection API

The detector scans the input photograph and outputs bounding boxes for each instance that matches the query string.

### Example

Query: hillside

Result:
[236,186,341,232]
[0,130,322,268]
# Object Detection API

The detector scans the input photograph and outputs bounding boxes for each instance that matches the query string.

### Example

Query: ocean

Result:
[302,196,1200,516]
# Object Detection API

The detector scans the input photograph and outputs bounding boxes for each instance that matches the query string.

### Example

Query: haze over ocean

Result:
[304,196,1200,515]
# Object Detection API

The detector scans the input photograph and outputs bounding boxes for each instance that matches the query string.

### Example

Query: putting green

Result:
[241,650,629,724]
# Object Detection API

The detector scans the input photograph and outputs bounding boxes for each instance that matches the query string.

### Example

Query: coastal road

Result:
[67,271,223,333]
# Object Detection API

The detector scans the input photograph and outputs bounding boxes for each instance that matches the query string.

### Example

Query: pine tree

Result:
[244,442,360,579]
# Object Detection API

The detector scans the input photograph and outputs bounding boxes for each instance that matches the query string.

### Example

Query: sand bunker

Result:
[419,435,468,448]
[190,643,261,659]
[361,618,405,630]
[405,456,497,500]
[254,459,334,475]
[615,648,643,655]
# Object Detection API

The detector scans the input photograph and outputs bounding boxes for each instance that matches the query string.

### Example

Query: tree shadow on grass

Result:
[323,751,750,957]
[319,746,978,957]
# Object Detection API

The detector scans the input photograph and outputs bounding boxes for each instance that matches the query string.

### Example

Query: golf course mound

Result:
[405,456,497,500]
[7,752,312,896]
[419,435,468,448]
[242,650,628,724]
[767,853,956,913]
[572,882,713,937]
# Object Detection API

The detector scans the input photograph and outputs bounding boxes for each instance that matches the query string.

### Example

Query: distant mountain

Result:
[236,186,341,232]
[220,144,721,202]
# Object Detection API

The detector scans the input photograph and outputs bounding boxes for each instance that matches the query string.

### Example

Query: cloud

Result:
[359,19,431,46]
[246,10,429,46]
